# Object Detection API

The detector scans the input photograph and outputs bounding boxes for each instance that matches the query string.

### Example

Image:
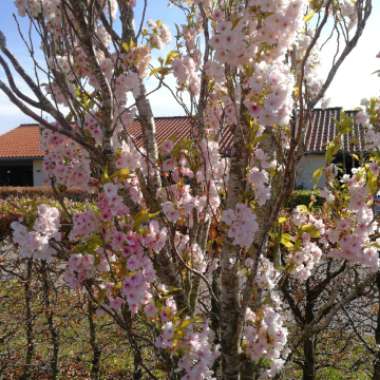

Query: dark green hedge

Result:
[0,186,91,201]
[286,190,324,210]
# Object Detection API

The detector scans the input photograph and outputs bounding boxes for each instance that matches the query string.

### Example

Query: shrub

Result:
[286,189,324,210]
[0,186,91,201]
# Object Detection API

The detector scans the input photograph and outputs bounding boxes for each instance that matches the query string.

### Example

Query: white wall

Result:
[296,154,326,190]
[33,159,45,186]
[32,155,326,189]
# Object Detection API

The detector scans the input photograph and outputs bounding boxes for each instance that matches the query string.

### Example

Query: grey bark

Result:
[303,283,316,380]
[87,299,101,380]
[220,114,249,379]
[373,271,380,380]
[21,259,34,380]
[41,263,60,380]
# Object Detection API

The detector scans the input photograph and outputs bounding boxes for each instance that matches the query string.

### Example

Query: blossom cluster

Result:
[326,168,379,270]
[244,256,286,378]
[247,148,276,206]
[156,321,219,380]
[294,34,323,99]
[339,0,358,29]
[66,215,160,315]
[141,220,168,254]
[244,61,295,126]
[157,139,226,227]
[172,56,201,96]
[170,18,202,96]
[64,254,95,288]
[205,0,306,127]
[289,237,323,282]
[197,139,227,189]
[354,103,380,151]
[365,128,380,151]
[244,305,288,378]
[122,259,155,315]
[174,232,207,272]
[42,129,92,189]
[12,204,60,261]
[222,203,258,249]
[211,0,306,66]
[69,210,100,242]
[146,19,172,50]
[177,323,219,380]
[15,0,155,149]
[98,183,130,221]
[253,256,280,291]
[283,206,325,281]
[116,140,146,173]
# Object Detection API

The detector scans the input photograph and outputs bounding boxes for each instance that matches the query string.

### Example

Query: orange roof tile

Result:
[0,124,44,159]
[301,108,364,153]
[128,116,193,147]
[0,110,366,160]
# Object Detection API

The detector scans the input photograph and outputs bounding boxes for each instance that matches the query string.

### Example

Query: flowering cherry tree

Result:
[0,0,378,379]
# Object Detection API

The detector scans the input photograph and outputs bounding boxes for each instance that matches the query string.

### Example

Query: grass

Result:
[0,274,134,379]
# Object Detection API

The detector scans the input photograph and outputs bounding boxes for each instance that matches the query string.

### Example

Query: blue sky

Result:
[0,1,379,134]
[0,1,185,132]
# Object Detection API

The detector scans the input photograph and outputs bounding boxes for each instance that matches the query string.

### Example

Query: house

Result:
[0,124,44,186]
[296,107,364,189]
[0,108,365,189]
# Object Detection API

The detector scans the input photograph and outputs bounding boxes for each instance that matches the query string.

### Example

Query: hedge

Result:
[0,186,324,208]
[0,186,91,201]
[286,189,324,210]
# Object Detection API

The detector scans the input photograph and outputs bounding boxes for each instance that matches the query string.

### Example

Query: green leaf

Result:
[101,165,110,183]
[296,204,309,213]
[312,167,323,185]
[133,209,150,229]
[74,234,102,253]
[111,168,130,181]
[178,319,192,331]
[304,10,316,22]
[351,153,360,161]
[301,223,321,238]
[337,113,353,134]
[149,66,170,77]
[326,141,339,163]
[133,210,160,229]
[280,233,295,249]
[165,50,180,65]
[367,170,378,194]
[121,38,136,52]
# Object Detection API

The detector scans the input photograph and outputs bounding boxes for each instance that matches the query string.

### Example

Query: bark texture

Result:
[373,272,380,380]
[220,118,248,379]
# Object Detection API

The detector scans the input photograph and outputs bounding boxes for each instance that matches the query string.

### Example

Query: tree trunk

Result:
[21,259,34,380]
[220,117,249,378]
[374,355,380,380]
[373,272,380,380]
[303,285,316,380]
[88,299,101,380]
[41,263,59,380]
[303,336,315,380]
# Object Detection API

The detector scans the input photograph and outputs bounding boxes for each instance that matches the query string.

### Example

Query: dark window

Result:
[332,151,359,181]
[0,161,34,186]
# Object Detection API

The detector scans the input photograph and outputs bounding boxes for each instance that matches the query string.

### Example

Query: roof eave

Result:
[0,156,44,161]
